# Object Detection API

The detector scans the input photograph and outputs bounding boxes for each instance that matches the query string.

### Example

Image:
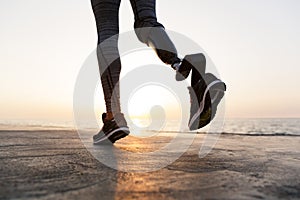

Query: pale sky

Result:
[1,0,300,121]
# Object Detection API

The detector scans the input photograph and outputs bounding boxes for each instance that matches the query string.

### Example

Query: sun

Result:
[126,84,181,120]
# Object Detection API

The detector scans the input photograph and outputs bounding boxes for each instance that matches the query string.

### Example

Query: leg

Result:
[129,0,181,66]
[91,0,122,118]
[129,0,205,81]
[129,0,226,131]
[91,0,130,144]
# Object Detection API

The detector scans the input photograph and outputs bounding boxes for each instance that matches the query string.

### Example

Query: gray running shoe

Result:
[93,113,130,144]
[188,73,226,130]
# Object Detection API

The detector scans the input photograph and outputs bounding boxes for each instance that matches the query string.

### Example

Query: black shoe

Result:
[188,73,226,130]
[175,53,206,81]
[93,113,130,144]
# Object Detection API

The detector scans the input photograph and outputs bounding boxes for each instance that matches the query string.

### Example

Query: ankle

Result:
[105,112,114,120]
[172,61,182,71]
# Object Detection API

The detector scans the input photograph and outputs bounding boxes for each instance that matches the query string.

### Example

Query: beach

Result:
[0,129,299,200]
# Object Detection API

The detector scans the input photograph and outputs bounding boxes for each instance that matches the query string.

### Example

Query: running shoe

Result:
[188,73,226,130]
[93,113,130,144]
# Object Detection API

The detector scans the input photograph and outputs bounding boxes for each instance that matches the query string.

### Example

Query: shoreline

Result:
[1,129,299,137]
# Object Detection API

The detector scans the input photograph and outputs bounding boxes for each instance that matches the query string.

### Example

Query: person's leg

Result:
[129,0,181,67]
[129,0,226,131]
[91,0,122,120]
[129,0,206,82]
[91,0,129,144]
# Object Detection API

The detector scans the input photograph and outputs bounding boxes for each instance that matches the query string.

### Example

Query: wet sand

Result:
[0,130,299,200]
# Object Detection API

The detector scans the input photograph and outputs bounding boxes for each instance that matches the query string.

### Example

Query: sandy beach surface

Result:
[0,130,299,200]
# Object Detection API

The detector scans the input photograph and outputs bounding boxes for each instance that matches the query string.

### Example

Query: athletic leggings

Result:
[91,0,180,113]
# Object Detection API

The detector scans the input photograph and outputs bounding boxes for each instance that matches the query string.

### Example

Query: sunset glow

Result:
[1,0,300,122]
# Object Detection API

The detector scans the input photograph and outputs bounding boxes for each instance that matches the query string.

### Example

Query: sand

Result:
[0,130,299,200]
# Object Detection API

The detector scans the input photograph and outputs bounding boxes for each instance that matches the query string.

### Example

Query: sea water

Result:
[129,118,300,136]
[222,118,300,136]
[0,118,299,136]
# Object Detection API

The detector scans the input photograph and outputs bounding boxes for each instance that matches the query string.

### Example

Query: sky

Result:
[0,0,300,122]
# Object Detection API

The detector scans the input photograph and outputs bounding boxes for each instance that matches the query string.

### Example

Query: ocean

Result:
[222,118,300,136]
[0,118,299,136]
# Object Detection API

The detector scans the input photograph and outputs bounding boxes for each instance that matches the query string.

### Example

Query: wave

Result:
[220,132,300,137]
[143,130,300,137]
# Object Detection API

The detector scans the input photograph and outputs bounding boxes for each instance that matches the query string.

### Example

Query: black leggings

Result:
[91,0,180,113]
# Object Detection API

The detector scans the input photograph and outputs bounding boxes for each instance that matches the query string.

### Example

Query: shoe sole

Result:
[109,130,129,143]
[93,127,130,144]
